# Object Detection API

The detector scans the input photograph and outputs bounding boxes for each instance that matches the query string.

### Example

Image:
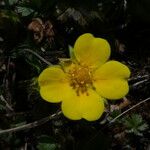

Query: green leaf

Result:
[69,45,77,63]
[37,143,57,150]
[0,10,20,24]
[131,114,143,124]
[9,0,18,5]
[138,123,149,131]
[124,114,148,136]
[124,114,143,128]
[37,135,58,150]
[16,6,34,16]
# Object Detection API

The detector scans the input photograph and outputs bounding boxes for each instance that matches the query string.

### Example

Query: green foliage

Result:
[0,0,150,149]
[37,143,57,150]
[69,45,78,63]
[123,114,149,136]
[106,109,121,123]
[8,0,18,6]
[0,10,20,24]
[16,6,35,16]
[37,135,59,150]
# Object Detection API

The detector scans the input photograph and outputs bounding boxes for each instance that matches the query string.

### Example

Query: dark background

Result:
[0,0,150,149]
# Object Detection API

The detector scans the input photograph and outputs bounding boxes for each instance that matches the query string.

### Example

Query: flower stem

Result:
[109,97,150,124]
[0,111,62,135]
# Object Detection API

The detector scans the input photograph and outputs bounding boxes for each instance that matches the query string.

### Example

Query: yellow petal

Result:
[94,79,129,100]
[81,91,105,121]
[38,66,71,103]
[94,61,130,80]
[39,83,73,103]
[61,94,82,120]
[74,33,111,68]
[61,89,104,121]
[38,65,67,86]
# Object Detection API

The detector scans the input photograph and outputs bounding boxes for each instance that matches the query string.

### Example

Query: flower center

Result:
[68,65,93,96]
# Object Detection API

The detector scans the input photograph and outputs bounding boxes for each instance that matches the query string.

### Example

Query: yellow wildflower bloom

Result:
[38,33,130,121]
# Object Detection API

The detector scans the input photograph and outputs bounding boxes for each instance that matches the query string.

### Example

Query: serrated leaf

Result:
[16,6,34,16]
[131,114,143,124]
[124,114,148,136]
[138,123,149,131]
[124,114,143,128]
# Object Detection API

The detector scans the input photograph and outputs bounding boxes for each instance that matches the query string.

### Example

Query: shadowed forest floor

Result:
[0,0,150,150]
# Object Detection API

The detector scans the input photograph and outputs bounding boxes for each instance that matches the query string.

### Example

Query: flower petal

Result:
[81,91,105,121]
[74,33,111,68]
[38,66,71,103]
[94,79,129,100]
[94,61,130,80]
[61,94,82,120]
[61,89,104,121]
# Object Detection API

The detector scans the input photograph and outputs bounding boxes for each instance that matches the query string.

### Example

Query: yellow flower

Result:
[38,33,130,121]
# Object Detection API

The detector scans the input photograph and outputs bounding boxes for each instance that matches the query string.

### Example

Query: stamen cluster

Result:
[68,65,93,96]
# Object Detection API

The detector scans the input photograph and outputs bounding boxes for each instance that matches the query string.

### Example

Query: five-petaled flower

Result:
[38,33,130,121]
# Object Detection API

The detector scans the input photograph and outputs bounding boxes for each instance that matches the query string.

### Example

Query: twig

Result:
[0,95,14,111]
[131,78,149,88]
[83,97,150,148]
[0,111,62,135]
[129,74,149,82]
[109,97,150,124]
[2,57,14,109]
[24,49,52,66]
[24,142,27,150]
